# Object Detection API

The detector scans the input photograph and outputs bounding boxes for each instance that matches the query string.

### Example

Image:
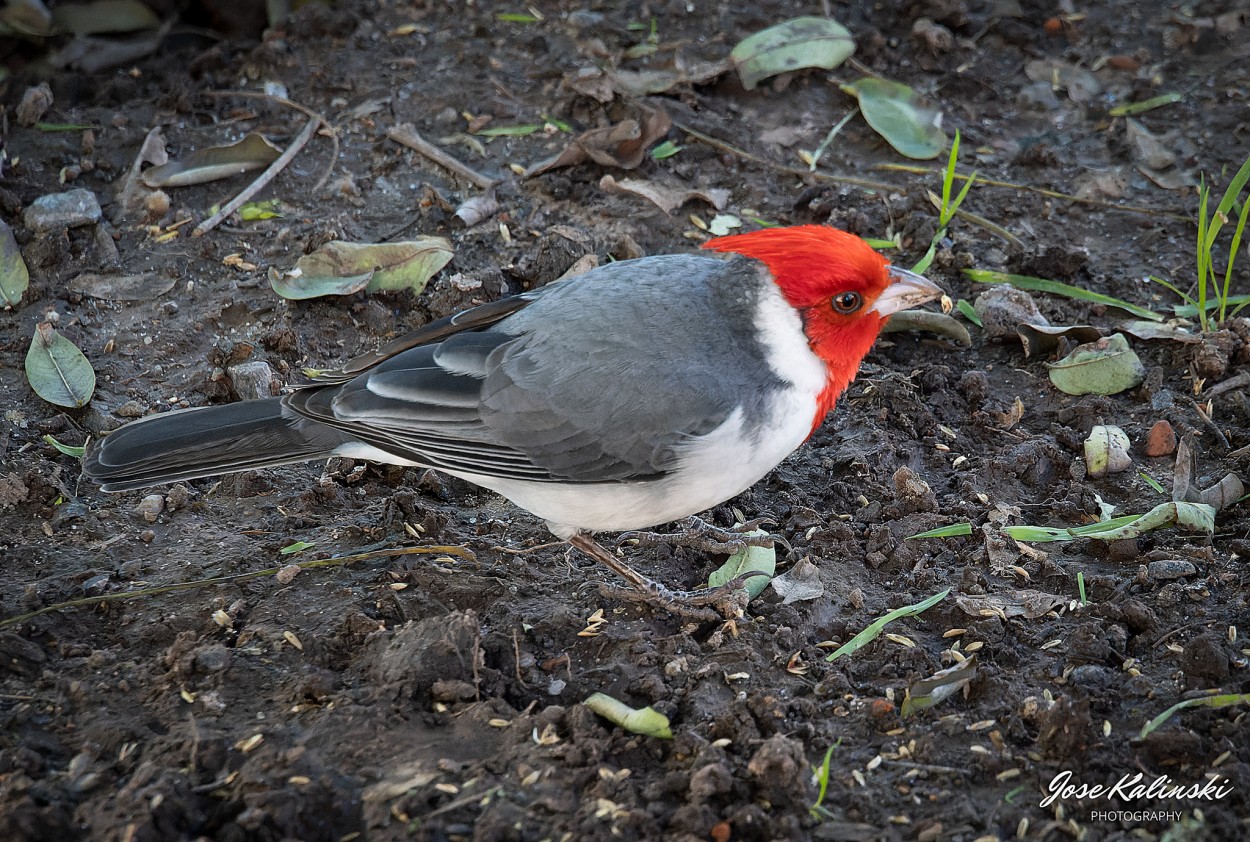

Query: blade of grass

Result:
[1220,187,1250,322]
[1139,693,1250,740]
[965,269,1163,321]
[907,523,974,539]
[825,588,950,661]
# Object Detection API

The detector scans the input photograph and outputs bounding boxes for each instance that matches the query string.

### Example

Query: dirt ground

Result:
[2,1,1249,840]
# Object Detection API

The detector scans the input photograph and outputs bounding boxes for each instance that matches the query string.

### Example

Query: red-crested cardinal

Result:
[84,225,942,618]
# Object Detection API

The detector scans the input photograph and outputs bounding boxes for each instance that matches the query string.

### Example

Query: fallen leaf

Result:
[524,110,671,177]
[25,323,96,408]
[954,591,1066,619]
[68,272,175,301]
[0,219,30,308]
[770,557,824,604]
[900,655,977,717]
[840,77,946,160]
[1016,323,1102,358]
[1047,333,1145,395]
[707,529,775,600]
[277,237,453,299]
[1084,425,1132,478]
[598,175,729,215]
[730,16,855,91]
[142,133,282,187]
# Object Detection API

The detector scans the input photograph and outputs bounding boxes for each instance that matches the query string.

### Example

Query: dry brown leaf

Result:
[955,591,1066,620]
[598,175,729,215]
[525,110,671,178]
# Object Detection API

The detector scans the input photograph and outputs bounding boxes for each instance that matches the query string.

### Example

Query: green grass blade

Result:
[1220,191,1250,322]
[1209,153,1250,238]
[825,588,950,661]
[1107,92,1183,117]
[941,131,960,222]
[965,269,1163,321]
[1147,274,1199,310]
[1139,693,1250,740]
[956,299,982,326]
[1197,179,1210,331]
[907,523,973,539]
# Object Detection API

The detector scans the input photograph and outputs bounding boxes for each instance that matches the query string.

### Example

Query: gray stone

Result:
[23,188,103,231]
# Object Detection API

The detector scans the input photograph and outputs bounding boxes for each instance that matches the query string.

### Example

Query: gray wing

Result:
[287,253,781,483]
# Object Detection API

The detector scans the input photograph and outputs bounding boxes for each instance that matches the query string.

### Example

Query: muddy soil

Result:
[2,1,1249,840]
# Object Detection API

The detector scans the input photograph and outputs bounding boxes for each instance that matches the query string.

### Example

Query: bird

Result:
[84,225,942,618]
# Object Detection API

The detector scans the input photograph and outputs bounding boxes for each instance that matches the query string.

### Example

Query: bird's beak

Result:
[872,265,944,317]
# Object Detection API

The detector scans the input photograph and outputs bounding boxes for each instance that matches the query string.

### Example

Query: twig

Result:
[192,114,319,237]
[205,90,339,190]
[671,117,901,193]
[386,123,498,190]
[1204,371,1250,398]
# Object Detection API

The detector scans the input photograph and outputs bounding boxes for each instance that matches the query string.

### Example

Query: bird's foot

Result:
[569,531,766,622]
[618,515,788,556]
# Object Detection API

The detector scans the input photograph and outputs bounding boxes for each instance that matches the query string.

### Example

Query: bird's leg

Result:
[566,533,760,622]
[618,515,790,555]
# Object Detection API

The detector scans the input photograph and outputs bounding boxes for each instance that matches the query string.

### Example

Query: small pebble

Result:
[1147,559,1196,581]
[135,494,164,523]
[139,529,156,543]
[1144,419,1177,457]
[116,400,146,418]
[227,360,279,400]
[22,188,103,231]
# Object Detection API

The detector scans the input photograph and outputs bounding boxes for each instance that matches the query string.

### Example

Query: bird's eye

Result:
[831,291,863,314]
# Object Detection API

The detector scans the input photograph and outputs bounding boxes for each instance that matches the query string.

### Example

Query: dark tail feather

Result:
[83,399,350,492]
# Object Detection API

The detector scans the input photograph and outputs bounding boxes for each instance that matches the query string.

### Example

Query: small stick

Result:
[206,89,339,190]
[387,123,497,190]
[192,114,319,237]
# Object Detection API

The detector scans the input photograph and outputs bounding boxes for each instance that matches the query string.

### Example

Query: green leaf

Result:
[707,529,775,600]
[730,16,855,91]
[0,219,29,308]
[965,268,1163,321]
[907,523,973,539]
[1046,333,1145,396]
[825,588,950,661]
[280,541,315,555]
[1107,92,1182,117]
[496,12,539,23]
[584,692,672,739]
[649,139,683,160]
[25,323,96,408]
[1139,693,1250,740]
[863,237,899,250]
[955,299,981,326]
[238,199,283,220]
[474,124,542,138]
[276,237,453,299]
[1002,502,1215,543]
[42,434,85,458]
[35,122,96,132]
[840,77,946,160]
[270,269,374,300]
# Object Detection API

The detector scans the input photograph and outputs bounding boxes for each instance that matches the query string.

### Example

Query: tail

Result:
[83,399,351,492]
